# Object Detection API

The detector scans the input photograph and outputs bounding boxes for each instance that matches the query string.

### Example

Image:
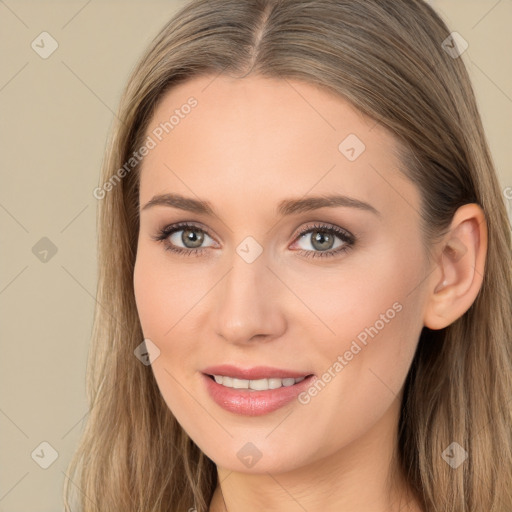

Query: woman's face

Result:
[134,75,431,473]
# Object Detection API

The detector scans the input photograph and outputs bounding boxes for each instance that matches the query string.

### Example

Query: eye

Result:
[290,223,355,259]
[151,222,216,257]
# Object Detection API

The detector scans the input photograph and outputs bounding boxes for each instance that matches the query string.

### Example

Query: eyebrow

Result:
[141,192,380,217]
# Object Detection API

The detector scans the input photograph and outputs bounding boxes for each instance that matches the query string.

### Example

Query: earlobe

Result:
[423,204,487,330]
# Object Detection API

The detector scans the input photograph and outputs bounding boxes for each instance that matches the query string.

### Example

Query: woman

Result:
[64,0,512,510]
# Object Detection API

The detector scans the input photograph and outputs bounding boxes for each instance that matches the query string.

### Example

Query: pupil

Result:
[183,228,204,248]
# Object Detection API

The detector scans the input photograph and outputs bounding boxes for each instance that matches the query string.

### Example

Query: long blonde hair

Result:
[63,1,512,510]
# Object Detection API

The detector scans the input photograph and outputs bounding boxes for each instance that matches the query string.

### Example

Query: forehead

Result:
[139,75,419,221]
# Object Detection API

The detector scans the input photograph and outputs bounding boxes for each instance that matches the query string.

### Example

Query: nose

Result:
[213,248,287,345]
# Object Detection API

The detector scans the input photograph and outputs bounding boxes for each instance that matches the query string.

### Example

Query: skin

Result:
[133,75,487,512]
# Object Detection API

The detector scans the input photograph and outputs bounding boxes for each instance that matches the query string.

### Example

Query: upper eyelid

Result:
[296,222,353,239]
[157,221,218,247]
[168,221,216,239]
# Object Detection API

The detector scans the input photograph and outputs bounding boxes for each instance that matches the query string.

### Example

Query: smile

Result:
[202,373,315,416]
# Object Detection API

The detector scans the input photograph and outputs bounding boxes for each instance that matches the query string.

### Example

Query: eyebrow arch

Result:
[141,193,380,217]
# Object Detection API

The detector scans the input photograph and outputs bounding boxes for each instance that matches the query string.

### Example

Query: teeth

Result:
[232,378,249,389]
[212,375,307,391]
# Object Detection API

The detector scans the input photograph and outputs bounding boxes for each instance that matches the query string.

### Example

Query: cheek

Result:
[133,251,201,415]
[133,248,213,395]
[133,249,202,339]
[286,238,423,365]
[133,255,168,339]
[295,243,424,410]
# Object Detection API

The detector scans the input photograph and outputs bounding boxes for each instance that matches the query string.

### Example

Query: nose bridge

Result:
[214,245,285,343]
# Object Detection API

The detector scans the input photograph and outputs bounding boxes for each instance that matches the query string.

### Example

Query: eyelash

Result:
[151,221,355,259]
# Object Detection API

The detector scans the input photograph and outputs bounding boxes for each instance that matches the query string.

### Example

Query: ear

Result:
[423,203,488,330]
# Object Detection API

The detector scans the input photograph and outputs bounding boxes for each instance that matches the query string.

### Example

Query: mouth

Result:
[201,366,316,416]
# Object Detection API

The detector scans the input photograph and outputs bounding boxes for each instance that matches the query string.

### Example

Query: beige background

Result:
[0,1,511,510]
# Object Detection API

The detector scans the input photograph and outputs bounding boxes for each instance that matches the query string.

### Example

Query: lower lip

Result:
[202,373,315,416]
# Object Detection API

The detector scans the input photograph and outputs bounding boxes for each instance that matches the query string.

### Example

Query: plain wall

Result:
[0,1,511,510]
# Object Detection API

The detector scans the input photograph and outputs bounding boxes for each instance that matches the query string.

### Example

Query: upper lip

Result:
[202,364,313,380]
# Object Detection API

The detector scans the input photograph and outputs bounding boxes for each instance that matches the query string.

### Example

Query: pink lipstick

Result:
[202,365,315,416]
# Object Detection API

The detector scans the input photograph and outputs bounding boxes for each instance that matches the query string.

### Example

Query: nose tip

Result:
[213,256,286,345]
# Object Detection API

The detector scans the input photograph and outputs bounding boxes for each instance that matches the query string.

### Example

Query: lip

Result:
[201,366,315,416]
[202,364,312,380]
